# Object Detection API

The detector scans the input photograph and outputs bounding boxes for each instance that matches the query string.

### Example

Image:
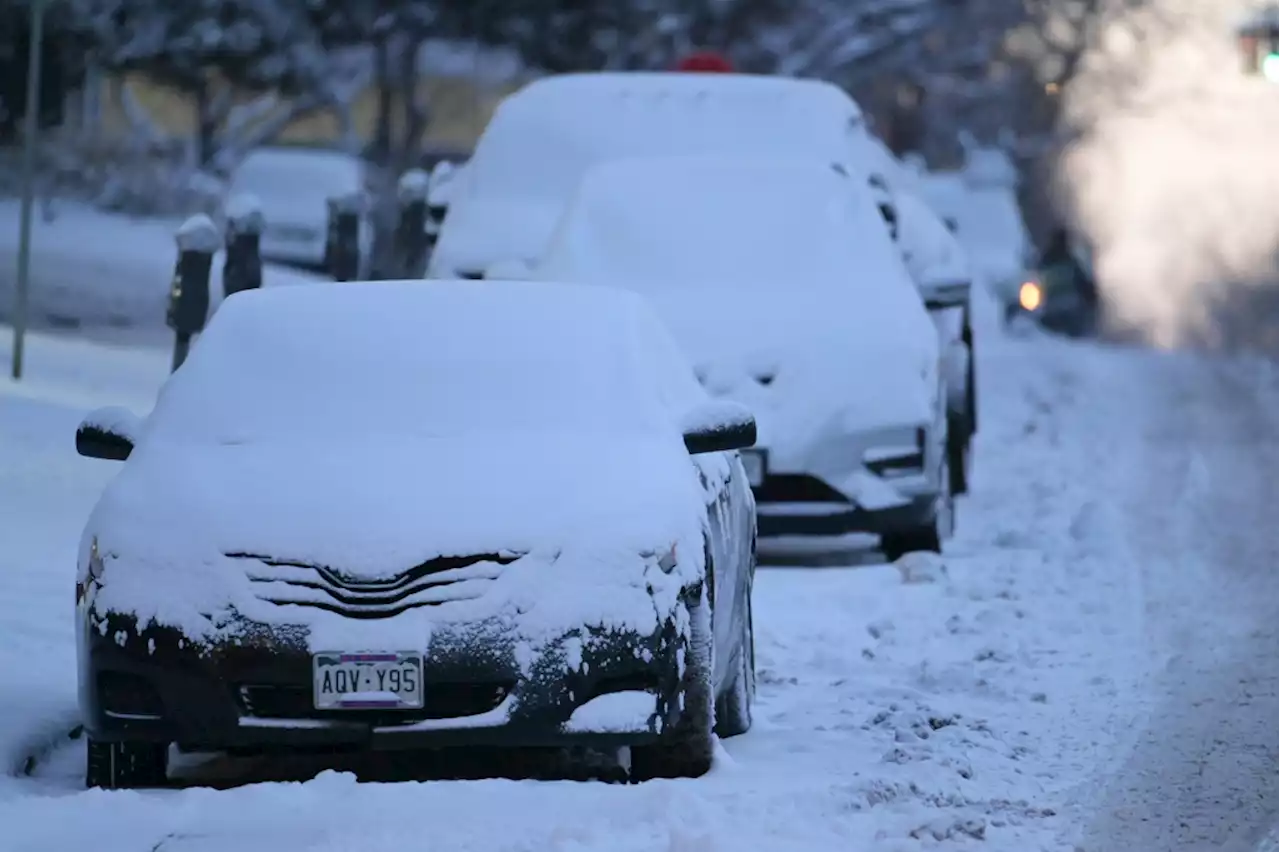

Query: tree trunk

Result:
[371,40,394,167]
[193,79,218,170]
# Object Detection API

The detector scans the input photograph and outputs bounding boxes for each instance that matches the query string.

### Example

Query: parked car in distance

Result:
[74,279,759,788]
[523,157,953,560]
[226,146,368,271]
[428,71,866,281]
[881,185,978,496]
[855,136,978,495]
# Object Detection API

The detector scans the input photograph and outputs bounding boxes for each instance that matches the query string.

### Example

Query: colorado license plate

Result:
[312,651,423,710]
[740,449,766,487]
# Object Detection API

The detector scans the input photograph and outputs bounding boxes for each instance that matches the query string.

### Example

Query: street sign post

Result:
[11,0,45,380]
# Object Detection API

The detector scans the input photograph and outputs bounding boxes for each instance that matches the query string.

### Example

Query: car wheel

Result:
[85,736,168,790]
[881,439,954,562]
[631,586,715,780]
[714,594,755,738]
[947,411,970,496]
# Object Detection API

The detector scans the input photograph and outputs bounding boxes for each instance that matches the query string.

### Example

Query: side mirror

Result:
[681,399,757,455]
[922,278,972,311]
[76,406,141,461]
[484,259,534,280]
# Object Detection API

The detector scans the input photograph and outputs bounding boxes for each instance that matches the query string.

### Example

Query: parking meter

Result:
[326,192,364,282]
[426,161,455,249]
[223,193,265,297]
[167,214,220,372]
[395,169,431,279]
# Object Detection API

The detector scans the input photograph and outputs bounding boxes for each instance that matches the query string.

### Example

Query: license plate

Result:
[312,651,423,710]
[740,450,766,487]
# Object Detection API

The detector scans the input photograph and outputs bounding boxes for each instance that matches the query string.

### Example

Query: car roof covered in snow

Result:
[462,72,865,203]
[142,280,695,445]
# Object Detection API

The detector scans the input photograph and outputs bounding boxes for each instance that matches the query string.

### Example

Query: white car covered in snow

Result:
[523,157,954,559]
[226,146,368,270]
[427,71,867,280]
[72,280,759,788]
[862,139,979,496]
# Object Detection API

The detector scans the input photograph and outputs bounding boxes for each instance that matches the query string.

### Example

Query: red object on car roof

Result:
[675,51,735,73]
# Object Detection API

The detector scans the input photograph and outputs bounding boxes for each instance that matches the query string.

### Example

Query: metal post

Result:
[167,215,219,373]
[11,0,45,380]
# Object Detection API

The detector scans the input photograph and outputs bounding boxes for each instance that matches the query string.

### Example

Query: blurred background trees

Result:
[0,0,1255,236]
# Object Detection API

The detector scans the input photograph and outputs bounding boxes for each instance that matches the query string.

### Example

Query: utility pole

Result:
[11,0,45,380]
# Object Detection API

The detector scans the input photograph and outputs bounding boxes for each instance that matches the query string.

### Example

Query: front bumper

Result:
[752,478,936,532]
[80,609,685,753]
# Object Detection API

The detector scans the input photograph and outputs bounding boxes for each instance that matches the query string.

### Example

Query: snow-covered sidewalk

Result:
[0,201,325,343]
[0,299,1188,850]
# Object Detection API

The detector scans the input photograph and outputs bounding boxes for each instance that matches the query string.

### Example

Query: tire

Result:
[946,412,970,496]
[881,433,954,562]
[631,587,715,780]
[85,736,169,790]
[714,595,755,739]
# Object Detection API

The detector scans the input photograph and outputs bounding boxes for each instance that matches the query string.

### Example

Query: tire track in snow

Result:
[1075,352,1279,851]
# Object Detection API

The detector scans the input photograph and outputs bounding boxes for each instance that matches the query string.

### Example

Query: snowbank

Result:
[0,201,326,339]
[0,330,170,786]
[1062,0,1279,350]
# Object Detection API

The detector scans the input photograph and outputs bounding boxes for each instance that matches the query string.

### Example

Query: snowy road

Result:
[1073,353,1278,852]
[0,316,1275,851]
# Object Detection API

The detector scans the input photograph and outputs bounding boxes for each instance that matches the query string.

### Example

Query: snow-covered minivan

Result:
[427,72,867,281]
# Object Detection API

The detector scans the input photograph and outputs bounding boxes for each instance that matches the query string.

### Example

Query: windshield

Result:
[231,149,361,201]
[143,285,667,447]
[539,163,871,293]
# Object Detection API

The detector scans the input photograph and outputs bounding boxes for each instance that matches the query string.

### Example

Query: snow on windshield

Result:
[141,281,673,446]
[539,157,878,292]
[230,148,362,201]
[466,73,862,205]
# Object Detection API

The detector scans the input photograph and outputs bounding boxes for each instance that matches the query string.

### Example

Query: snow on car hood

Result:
[85,433,707,650]
[641,288,937,466]
[430,199,559,277]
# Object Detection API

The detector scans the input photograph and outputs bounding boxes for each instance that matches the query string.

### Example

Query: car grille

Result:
[237,681,513,721]
[227,552,521,619]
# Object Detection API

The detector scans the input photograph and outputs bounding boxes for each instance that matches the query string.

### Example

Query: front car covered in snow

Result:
[528,157,953,559]
[73,281,758,787]
[427,71,866,280]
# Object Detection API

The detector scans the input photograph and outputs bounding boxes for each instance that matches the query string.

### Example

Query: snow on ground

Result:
[0,275,1273,850]
[0,201,327,346]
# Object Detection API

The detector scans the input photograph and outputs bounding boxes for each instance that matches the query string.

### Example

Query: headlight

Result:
[1019,281,1043,311]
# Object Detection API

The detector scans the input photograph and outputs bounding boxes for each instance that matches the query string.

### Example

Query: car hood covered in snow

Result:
[86,434,707,649]
[645,290,936,449]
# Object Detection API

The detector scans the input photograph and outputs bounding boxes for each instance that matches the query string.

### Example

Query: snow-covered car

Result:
[858,138,978,495]
[880,185,978,495]
[524,157,953,559]
[428,71,866,280]
[226,146,368,270]
[72,280,759,788]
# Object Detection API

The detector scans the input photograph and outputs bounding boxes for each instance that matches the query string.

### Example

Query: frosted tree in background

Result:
[71,0,362,174]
